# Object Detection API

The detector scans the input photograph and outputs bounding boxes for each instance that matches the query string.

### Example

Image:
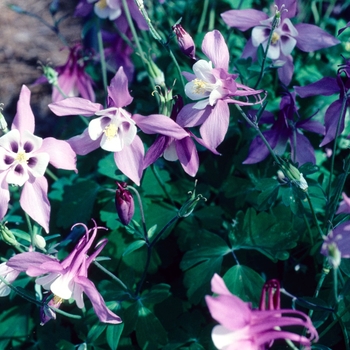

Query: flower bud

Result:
[279,160,308,191]
[115,182,135,225]
[172,24,196,60]
[0,224,19,247]
[40,294,63,325]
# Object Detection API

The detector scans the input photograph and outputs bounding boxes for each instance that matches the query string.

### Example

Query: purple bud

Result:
[172,24,196,60]
[115,182,135,225]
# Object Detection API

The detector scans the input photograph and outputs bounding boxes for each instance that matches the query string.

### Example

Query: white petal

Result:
[193,60,215,82]
[88,116,110,140]
[252,26,269,47]
[193,98,210,109]
[50,273,74,300]
[209,88,224,106]
[0,129,21,153]
[211,325,252,349]
[36,272,60,291]
[281,18,298,37]
[100,133,124,152]
[21,130,43,153]
[119,121,137,146]
[266,42,281,60]
[6,164,30,186]
[164,141,178,161]
[27,152,50,178]
[280,36,297,56]
[185,80,210,101]
[0,148,15,171]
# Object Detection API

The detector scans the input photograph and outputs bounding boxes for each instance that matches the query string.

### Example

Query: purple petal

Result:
[20,176,50,233]
[12,85,35,135]
[68,128,101,155]
[41,137,77,171]
[320,99,344,146]
[175,137,199,177]
[0,172,9,221]
[277,54,294,86]
[199,100,229,149]
[294,77,339,97]
[221,9,267,31]
[7,251,56,273]
[297,119,325,135]
[292,132,316,165]
[127,0,148,30]
[202,30,229,70]
[143,135,170,169]
[49,97,103,116]
[108,67,133,108]
[133,114,188,139]
[176,103,212,128]
[76,276,122,324]
[242,38,258,60]
[295,24,340,52]
[114,135,144,186]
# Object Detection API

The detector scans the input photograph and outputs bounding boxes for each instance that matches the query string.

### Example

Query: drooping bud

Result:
[172,24,196,60]
[279,160,308,191]
[40,294,63,325]
[115,182,135,225]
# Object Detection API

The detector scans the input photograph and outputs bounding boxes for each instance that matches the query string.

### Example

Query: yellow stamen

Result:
[271,32,280,45]
[104,123,118,140]
[96,0,108,10]
[52,295,63,304]
[15,151,29,164]
[193,79,208,94]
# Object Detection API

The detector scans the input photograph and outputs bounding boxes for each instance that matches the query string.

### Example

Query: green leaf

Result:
[106,323,124,350]
[57,179,99,228]
[87,323,107,343]
[223,265,265,307]
[136,305,167,348]
[141,283,171,305]
[98,153,127,181]
[255,178,280,210]
[122,240,146,257]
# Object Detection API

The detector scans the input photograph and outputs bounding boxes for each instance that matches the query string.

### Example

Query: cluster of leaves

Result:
[1,0,350,349]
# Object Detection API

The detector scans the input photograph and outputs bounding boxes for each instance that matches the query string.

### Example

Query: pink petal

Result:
[20,176,50,233]
[199,100,229,149]
[76,275,122,324]
[7,251,56,273]
[133,114,188,139]
[175,137,199,177]
[108,67,133,108]
[0,172,9,220]
[176,103,212,128]
[68,128,101,155]
[12,85,35,135]
[114,135,144,186]
[49,97,103,116]
[221,9,267,31]
[202,30,229,70]
[41,137,77,171]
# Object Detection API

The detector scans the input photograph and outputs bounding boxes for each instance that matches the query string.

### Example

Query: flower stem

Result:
[97,23,108,97]
[305,191,324,238]
[93,260,129,291]
[198,0,209,33]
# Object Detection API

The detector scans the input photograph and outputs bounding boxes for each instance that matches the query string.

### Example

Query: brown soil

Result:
[0,0,81,123]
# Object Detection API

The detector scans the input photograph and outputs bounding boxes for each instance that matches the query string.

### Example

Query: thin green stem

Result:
[305,191,324,238]
[45,167,58,182]
[151,165,175,206]
[149,215,178,248]
[127,186,148,241]
[97,25,108,97]
[198,0,209,33]
[302,213,314,247]
[24,212,34,247]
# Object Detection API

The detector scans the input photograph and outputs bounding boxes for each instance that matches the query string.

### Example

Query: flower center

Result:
[104,123,118,140]
[192,79,211,95]
[15,151,29,164]
[96,0,108,9]
[271,32,280,45]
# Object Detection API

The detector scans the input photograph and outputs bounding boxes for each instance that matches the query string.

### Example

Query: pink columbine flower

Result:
[0,86,77,232]
[205,274,318,349]
[49,67,188,185]
[0,262,20,297]
[7,222,122,324]
[172,24,196,60]
[221,0,339,85]
[177,30,265,150]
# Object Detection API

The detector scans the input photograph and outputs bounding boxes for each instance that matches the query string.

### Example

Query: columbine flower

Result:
[49,67,188,185]
[294,57,350,146]
[172,24,196,60]
[7,222,122,324]
[321,222,350,268]
[206,274,318,350]
[115,182,134,225]
[177,30,265,150]
[221,0,340,85]
[0,262,20,297]
[40,294,63,325]
[244,92,324,165]
[0,85,77,232]
[144,95,219,176]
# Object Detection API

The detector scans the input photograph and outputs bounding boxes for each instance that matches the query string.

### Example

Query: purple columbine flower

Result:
[115,182,134,225]
[177,30,265,151]
[321,222,350,268]
[0,86,77,232]
[205,274,318,349]
[49,67,188,185]
[336,192,350,214]
[7,222,122,324]
[172,24,196,60]
[294,57,350,146]
[244,91,325,165]
[221,0,340,85]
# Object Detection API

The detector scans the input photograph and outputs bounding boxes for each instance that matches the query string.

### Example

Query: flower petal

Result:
[68,128,101,155]
[202,30,229,70]
[108,66,133,108]
[49,97,103,116]
[320,99,344,146]
[294,77,339,97]
[175,137,199,177]
[221,9,268,31]
[0,172,9,220]
[176,103,212,128]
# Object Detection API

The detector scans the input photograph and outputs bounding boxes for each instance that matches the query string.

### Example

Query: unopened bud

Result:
[178,180,206,218]
[279,161,308,191]
[42,64,59,86]
[0,224,18,247]
[40,294,63,325]
[34,234,46,249]
[115,182,135,225]
[172,24,196,60]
